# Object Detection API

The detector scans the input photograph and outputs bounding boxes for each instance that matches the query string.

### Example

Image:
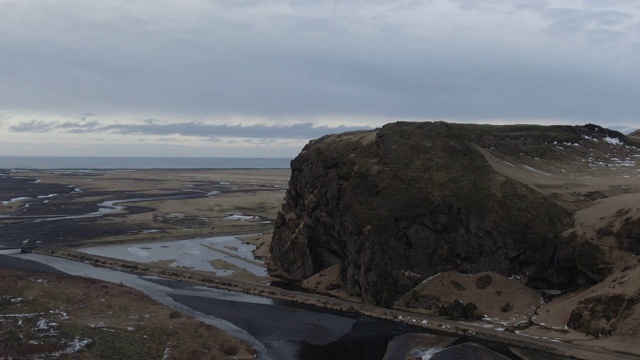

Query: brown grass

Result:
[0,268,256,359]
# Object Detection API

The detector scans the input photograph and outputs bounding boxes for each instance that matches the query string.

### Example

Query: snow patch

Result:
[410,347,443,359]
[224,214,257,221]
[3,197,30,205]
[37,194,58,199]
[604,136,622,145]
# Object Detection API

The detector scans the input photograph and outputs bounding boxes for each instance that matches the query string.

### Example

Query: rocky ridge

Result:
[269,122,640,355]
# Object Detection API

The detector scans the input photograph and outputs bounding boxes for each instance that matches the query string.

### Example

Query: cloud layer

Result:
[0,0,639,157]
[7,118,371,139]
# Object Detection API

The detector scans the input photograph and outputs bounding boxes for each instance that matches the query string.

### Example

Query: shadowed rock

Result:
[268,122,634,306]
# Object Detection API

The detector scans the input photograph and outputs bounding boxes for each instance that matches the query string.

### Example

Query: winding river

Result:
[0,175,563,359]
[8,252,445,360]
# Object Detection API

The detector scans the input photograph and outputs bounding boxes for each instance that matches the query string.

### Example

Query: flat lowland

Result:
[0,168,289,249]
[0,265,256,359]
[3,156,639,359]
[0,168,289,359]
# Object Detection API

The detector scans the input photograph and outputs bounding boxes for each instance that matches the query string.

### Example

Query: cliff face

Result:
[269,122,639,307]
[269,121,640,353]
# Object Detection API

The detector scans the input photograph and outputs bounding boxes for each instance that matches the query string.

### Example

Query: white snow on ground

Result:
[2,197,30,205]
[81,236,267,276]
[225,214,258,221]
[162,347,171,360]
[410,347,443,359]
[604,136,622,145]
[54,338,92,356]
[37,194,58,199]
[9,253,273,360]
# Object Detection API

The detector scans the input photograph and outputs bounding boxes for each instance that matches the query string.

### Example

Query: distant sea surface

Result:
[0,156,292,169]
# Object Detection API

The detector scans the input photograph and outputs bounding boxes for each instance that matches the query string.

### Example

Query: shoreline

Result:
[30,247,635,360]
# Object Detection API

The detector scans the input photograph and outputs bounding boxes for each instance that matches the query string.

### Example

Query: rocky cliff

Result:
[269,122,640,308]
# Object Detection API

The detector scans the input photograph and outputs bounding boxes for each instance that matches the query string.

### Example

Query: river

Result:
[0,172,562,359]
[5,252,532,360]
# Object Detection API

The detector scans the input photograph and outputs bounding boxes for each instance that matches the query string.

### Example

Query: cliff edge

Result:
[269,121,640,354]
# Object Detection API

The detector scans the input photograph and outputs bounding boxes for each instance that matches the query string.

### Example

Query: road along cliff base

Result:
[269,122,640,357]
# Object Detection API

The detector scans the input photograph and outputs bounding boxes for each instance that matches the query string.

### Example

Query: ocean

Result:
[0,156,291,169]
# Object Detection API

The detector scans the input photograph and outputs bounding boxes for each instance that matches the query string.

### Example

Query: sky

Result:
[1,0,639,158]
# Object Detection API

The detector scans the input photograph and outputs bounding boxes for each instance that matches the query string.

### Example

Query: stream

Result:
[0,174,562,359]
[0,193,203,223]
[7,253,442,360]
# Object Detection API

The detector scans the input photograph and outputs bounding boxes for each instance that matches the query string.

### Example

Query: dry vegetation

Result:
[4,143,640,359]
[0,169,291,359]
[13,169,289,246]
[0,268,256,359]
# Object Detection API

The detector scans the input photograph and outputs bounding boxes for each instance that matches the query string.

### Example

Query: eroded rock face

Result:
[268,122,617,306]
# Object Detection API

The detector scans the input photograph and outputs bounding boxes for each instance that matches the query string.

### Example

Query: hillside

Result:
[269,121,640,355]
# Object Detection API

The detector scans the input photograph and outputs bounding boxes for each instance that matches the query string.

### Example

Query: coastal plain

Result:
[0,168,289,359]
[0,168,289,249]
[1,148,639,360]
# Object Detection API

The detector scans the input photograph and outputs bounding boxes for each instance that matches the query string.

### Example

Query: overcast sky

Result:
[1,0,639,158]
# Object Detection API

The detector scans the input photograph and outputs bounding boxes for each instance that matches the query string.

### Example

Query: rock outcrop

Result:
[269,122,640,307]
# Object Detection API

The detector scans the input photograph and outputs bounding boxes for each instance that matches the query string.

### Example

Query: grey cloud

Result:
[8,120,55,132]
[57,120,101,132]
[8,119,101,133]
[451,0,549,12]
[509,0,549,11]
[208,0,266,8]
[586,28,622,43]
[588,10,634,26]
[543,7,634,41]
[8,119,374,140]
[581,0,637,7]
[100,122,374,139]
[0,0,639,128]
[450,0,503,11]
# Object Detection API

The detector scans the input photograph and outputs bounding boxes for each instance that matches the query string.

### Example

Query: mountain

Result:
[269,121,640,354]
